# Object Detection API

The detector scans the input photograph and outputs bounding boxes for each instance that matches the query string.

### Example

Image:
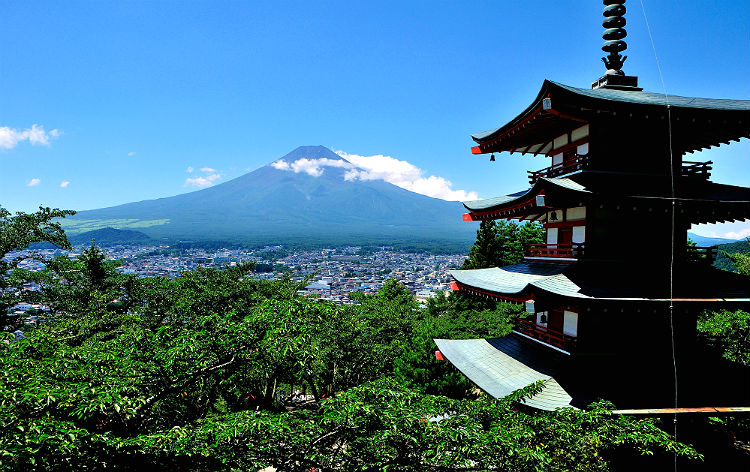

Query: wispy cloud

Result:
[0,124,60,150]
[184,166,222,188]
[27,178,41,187]
[185,174,222,188]
[726,227,750,240]
[60,181,70,188]
[271,158,349,177]
[127,151,136,157]
[271,150,478,201]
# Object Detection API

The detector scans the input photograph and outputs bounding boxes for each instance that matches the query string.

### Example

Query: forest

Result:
[1,207,748,471]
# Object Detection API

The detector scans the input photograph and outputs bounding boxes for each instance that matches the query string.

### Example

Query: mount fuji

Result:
[63,146,478,248]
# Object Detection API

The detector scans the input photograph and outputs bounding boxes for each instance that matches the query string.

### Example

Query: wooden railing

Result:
[528,154,589,184]
[681,160,712,180]
[515,318,577,352]
[526,243,585,259]
[686,246,717,264]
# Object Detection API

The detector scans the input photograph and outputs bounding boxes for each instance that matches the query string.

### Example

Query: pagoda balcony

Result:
[528,154,590,184]
[686,245,717,264]
[514,318,577,352]
[681,160,712,180]
[526,243,585,259]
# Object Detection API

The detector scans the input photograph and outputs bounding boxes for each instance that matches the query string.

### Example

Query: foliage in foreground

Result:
[1,270,700,471]
[0,208,701,470]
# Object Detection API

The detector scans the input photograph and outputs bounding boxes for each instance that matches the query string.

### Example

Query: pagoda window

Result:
[563,310,578,337]
[547,227,558,245]
[572,226,586,244]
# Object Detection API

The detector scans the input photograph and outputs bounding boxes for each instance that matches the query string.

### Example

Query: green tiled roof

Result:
[434,334,574,410]
[471,80,749,154]
[552,81,750,111]
[451,262,570,296]
[462,178,589,212]
[452,263,750,302]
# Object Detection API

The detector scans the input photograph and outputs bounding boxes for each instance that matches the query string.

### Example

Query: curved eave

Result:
[450,263,572,302]
[434,336,575,410]
[472,80,750,156]
[471,81,587,156]
[462,177,590,221]
[452,265,750,304]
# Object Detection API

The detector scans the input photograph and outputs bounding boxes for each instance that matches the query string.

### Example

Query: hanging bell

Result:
[490,153,496,162]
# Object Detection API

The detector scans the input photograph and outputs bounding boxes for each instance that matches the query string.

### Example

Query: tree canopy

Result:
[0,214,704,471]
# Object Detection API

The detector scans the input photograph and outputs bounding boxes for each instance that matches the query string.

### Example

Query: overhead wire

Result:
[638,1,679,470]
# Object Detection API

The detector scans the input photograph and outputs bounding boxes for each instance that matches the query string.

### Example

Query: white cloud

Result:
[184,166,222,187]
[270,150,478,201]
[0,124,60,149]
[692,222,750,241]
[337,150,478,201]
[271,158,349,177]
[726,227,750,240]
[27,178,41,187]
[127,151,136,157]
[60,181,70,188]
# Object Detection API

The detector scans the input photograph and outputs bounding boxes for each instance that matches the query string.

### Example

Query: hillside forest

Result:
[1,206,748,471]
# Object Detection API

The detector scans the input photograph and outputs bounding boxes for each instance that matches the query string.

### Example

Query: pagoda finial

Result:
[601,0,628,75]
[592,0,639,89]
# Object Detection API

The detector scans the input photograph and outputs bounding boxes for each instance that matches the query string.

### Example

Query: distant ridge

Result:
[687,232,739,247]
[63,146,478,249]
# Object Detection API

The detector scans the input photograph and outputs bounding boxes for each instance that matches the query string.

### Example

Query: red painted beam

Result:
[435,350,446,361]
[471,146,482,154]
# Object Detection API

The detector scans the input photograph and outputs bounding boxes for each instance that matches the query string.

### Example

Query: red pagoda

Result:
[435,3,750,411]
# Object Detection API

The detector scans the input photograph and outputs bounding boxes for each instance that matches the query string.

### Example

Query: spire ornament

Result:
[592,0,640,89]
[601,0,628,74]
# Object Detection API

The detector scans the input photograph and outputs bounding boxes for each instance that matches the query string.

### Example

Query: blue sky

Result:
[2,1,748,239]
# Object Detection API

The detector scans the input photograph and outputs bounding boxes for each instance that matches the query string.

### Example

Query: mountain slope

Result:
[64,146,478,246]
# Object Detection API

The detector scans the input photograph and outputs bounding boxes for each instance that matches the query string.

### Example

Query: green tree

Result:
[1,264,704,471]
[0,206,74,331]
[462,220,544,270]
[722,239,750,275]
[30,242,132,318]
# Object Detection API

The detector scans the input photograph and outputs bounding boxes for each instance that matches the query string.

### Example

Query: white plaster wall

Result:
[553,134,569,149]
[571,124,589,141]
[567,206,586,220]
[563,311,578,336]
[577,142,589,155]
[546,227,558,245]
[572,226,586,243]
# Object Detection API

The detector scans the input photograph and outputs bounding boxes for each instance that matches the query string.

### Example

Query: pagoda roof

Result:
[462,175,750,225]
[461,177,589,221]
[434,335,579,410]
[451,262,569,300]
[435,333,750,411]
[451,263,750,304]
[472,80,750,155]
